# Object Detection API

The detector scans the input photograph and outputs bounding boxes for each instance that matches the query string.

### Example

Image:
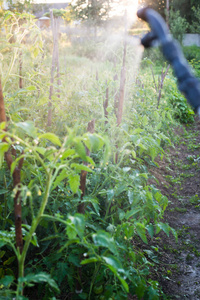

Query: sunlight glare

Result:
[110,0,139,27]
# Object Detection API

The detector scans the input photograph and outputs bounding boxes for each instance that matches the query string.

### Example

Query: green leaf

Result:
[61,149,75,159]
[133,128,144,134]
[35,147,46,155]
[84,133,104,152]
[127,190,134,204]
[3,256,15,266]
[0,275,14,287]
[26,86,36,91]
[116,274,129,293]
[0,250,5,258]
[37,96,49,106]
[90,199,100,216]
[132,150,136,159]
[147,285,159,300]
[143,115,148,126]
[70,214,85,238]
[30,235,39,247]
[135,279,146,298]
[107,189,114,201]
[10,154,25,175]
[71,163,93,173]
[74,138,86,160]
[102,255,129,292]
[67,214,85,239]
[92,231,117,254]
[137,143,147,151]
[0,189,8,195]
[81,257,99,265]
[39,133,61,147]
[149,147,157,161]
[125,208,141,220]
[0,143,9,168]
[0,241,6,248]
[146,224,154,238]
[66,222,77,240]
[102,255,122,273]
[52,169,68,190]
[136,223,148,244]
[15,121,37,138]
[68,174,80,194]
[18,272,59,292]
[170,227,178,242]
[156,222,170,236]
[0,122,6,130]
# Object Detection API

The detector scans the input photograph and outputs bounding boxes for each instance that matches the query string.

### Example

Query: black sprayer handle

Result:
[137,7,200,113]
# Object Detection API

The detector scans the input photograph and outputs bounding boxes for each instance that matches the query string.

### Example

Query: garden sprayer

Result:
[137,7,200,115]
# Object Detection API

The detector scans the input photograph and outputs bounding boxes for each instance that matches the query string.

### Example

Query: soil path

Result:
[153,118,200,299]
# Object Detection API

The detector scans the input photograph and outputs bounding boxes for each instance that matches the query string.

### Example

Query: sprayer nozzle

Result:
[141,31,158,48]
[137,7,148,21]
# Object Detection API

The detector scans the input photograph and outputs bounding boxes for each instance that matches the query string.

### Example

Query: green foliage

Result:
[190,6,200,33]
[169,90,194,124]
[0,8,184,299]
[183,46,200,62]
[70,0,110,27]
[169,10,188,44]
[44,9,67,18]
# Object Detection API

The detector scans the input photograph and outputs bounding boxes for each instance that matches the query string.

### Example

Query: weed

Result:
[189,195,200,205]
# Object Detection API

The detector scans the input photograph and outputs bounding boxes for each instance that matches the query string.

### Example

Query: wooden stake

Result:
[47,11,61,127]
[19,51,23,89]
[103,81,109,128]
[116,11,127,127]
[0,77,24,254]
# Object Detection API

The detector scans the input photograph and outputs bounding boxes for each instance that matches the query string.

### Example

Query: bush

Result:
[169,10,188,45]
[183,45,200,62]
[169,90,195,123]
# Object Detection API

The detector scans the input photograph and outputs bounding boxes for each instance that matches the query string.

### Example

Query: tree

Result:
[138,0,166,18]
[70,0,110,36]
[4,0,33,13]
[190,6,200,34]
[169,9,188,44]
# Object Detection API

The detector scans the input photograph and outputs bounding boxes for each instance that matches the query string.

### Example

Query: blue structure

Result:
[137,7,200,114]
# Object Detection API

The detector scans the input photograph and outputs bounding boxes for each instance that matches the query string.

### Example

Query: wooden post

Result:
[19,51,23,89]
[0,77,24,254]
[47,10,61,127]
[157,64,170,108]
[116,10,127,126]
[103,81,109,128]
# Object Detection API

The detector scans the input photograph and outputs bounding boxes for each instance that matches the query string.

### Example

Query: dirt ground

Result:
[150,117,200,299]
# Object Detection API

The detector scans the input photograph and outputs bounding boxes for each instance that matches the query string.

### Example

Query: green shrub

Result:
[183,45,200,62]
[169,90,195,123]
[169,10,188,45]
